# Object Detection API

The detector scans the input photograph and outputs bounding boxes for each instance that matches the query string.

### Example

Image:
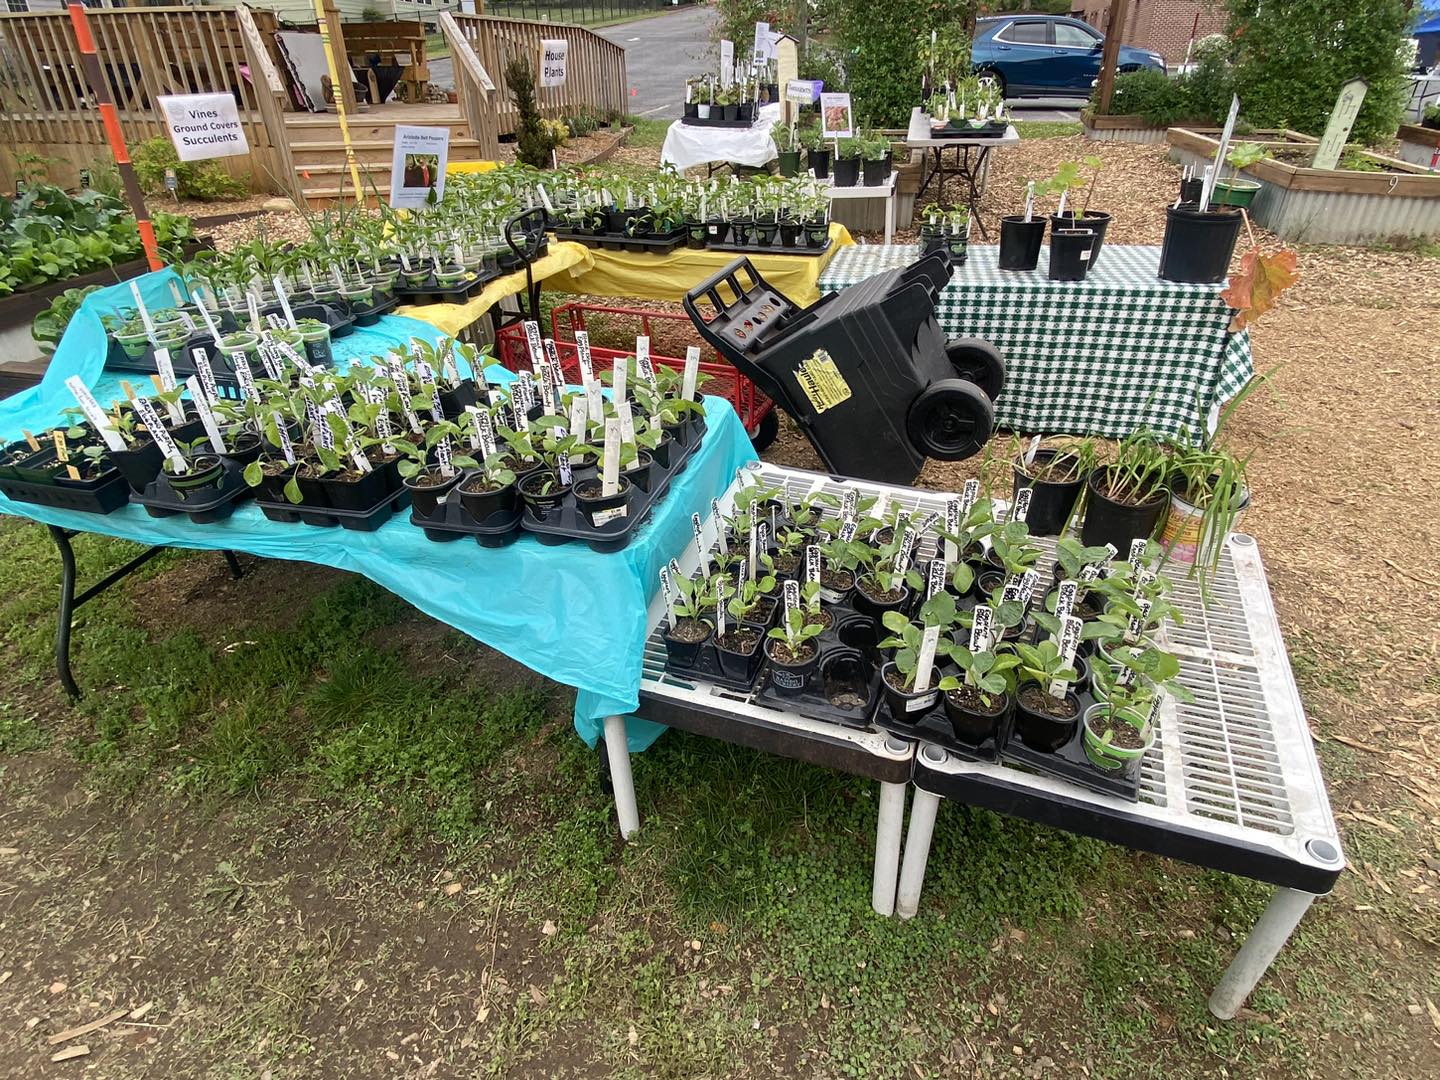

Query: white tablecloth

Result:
[660,102,783,172]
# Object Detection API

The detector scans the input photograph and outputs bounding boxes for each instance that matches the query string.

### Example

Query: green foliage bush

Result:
[1094,37,1235,127]
[1225,0,1411,146]
[132,136,249,201]
[506,53,560,169]
[835,0,975,127]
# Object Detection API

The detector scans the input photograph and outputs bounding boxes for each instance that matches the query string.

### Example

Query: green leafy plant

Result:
[877,592,960,691]
[766,606,826,659]
[938,645,1021,709]
[132,136,248,200]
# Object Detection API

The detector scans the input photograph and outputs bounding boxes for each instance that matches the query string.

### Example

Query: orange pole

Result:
[67,3,163,271]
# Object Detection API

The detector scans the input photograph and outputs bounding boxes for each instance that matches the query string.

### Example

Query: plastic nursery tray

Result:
[752,603,885,728]
[132,462,253,524]
[681,114,762,129]
[409,485,524,548]
[866,674,1005,763]
[519,416,705,552]
[997,686,1139,802]
[661,620,772,694]
[931,121,1009,139]
[552,228,687,255]
[0,462,131,515]
[392,272,494,306]
[258,488,410,532]
[343,294,398,328]
[706,237,833,259]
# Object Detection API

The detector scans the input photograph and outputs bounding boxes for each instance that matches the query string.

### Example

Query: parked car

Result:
[972,14,1166,98]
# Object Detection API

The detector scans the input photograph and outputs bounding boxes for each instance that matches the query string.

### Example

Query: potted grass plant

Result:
[1011,435,1096,536]
[1081,429,1171,552]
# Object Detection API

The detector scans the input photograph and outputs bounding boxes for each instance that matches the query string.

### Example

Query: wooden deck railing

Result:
[453,13,628,126]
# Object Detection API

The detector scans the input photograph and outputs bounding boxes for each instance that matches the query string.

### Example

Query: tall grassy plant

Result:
[1225,0,1412,146]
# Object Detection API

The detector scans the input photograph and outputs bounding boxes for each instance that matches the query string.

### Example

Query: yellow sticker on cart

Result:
[794,350,852,414]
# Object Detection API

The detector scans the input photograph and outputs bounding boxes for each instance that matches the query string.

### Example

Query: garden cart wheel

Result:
[945,338,1006,402]
[906,380,994,461]
[749,410,780,452]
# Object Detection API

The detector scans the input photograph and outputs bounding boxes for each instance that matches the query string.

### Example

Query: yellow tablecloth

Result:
[549,224,854,308]
[398,241,596,337]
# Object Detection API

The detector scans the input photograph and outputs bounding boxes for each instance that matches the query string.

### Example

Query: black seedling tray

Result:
[553,228,687,254]
[661,622,769,694]
[681,114,761,129]
[133,462,252,524]
[752,606,884,729]
[0,441,64,483]
[409,486,525,548]
[519,417,704,552]
[257,488,410,532]
[345,294,399,327]
[999,688,1140,802]
[867,672,1003,762]
[0,466,130,514]
[392,275,486,305]
[932,121,1009,139]
[707,237,833,259]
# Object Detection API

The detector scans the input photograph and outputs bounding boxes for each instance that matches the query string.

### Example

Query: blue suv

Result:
[972,15,1166,98]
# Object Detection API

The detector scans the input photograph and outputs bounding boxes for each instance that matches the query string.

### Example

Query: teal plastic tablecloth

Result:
[0,270,757,751]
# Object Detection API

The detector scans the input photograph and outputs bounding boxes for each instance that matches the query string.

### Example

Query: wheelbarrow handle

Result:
[504,207,547,260]
[683,257,763,318]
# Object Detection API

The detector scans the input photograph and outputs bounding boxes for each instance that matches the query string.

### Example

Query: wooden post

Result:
[315,0,363,201]
[1094,0,1130,116]
[238,4,302,203]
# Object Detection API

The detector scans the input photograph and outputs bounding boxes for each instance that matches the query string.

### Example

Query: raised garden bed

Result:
[1081,113,1205,145]
[1167,127,1440,244]
[1396,123,1440,171]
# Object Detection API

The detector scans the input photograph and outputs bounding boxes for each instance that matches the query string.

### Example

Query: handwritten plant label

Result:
[574,330,595,383]
[468,405,497,457]
[1129,538,1150,574]
[1146,691,1166,729]
[601,417,621,498]
[617,400,636,447]
[1126,597,1153,644]
[569,397,589,446]
[783,578,800,622]
[258,344,284,382]
[841,488,857,522]
[246,292,263,333]
[1048,614,1084,699]
[542,338,565,393]
[944,498,961,563]
[557,448,572,487]
[522,320,544,368]
[692,513,709,575]
[435,434,454,478]
[659,565,677,625]
[715,578,728,637]
[1055,579,1079,620]
[153,347,178,392]
[914,626,941,699]
[272,275,296,327]
[757,521,769,563]
[64,377,126,451]
[585,379,604,425]
[927,558,946,600]
[895,527,918,575]
[838,519,858,543]
[1011,486,1032,524]
[270,411,296,465]
[870,494,888,538]
[711,501,729,553]
[1000,575,1023,606]
[682,346,701,402]
[390,360,423,433]
[128,282,156,340]
[1018,569,1038,607]
[191,348,220,406]
[635,336,657,390]
[1133,569,1156,598]
[536,363,557,416]
[232,354,255,399]
[960,478,980,516]
[806,544,821,584]
[612,358,627,406]
[131,395,186,472]
[511,377,532,432]
[194,299,222,343]
[747,516,759,579]
[969,604,994,652]
[185,376,227,454]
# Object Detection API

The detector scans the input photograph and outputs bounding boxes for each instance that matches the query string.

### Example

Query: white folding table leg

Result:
[1208,887,1316,1019]
[602,714,639,840]
[884,188,896,245]
[895,787,942,919]
[871,780,907,916]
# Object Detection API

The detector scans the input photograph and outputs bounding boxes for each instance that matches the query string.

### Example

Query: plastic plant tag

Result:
[1018,568,1038,609]
[129,282,156,340]
[1147,691,1166,729]
[806,544,821,584]
[462,404,483,450]
[612,358,627,406]
[969,604,994,652]
[692,513,709,576]
[926,558,946,600]
[870,493,888,538]
[1047,614,1084,699]
[270,412,296,465]
[660,566,677,626]
[246,292,263,333]
[557,448,572,488]
[65,377,126,452]
[374,401,395,455]
[232,354,255,399]
[430,435,452,479]
[185,377,227,454]
[388,359,423,434]
[1000,575,1023,605]
[601,418,621,497]
[960,477,980,517]
[914,625,941,697]
[715,579,728,637]
[1055,579,1079,620]
[838,519,858,543]
[711,501,729,553]
[1133,569,1156,598]
[537,365,557,416]
[574,330,595,383]
[944,498,960,563]
[131,396,187,473]
[682,346,700,401]
[51,429,68,463]
[841,487,858,521]
[1126,597,1153,644]
[585,379,604,425]
[471,405,497,458]
[258,344,283,382]
[194,299,222,343]
[617,400,636,447]
[747,516,758,579]
[190,348,219,406]
[153,346,178,392]
[895,527,918,575]
[523,320,544,367]
[569,397,589,446]
[272,275,297,328]
[783,577,800,620]
[1129,538,1149,574]
[1011,486,1032,524]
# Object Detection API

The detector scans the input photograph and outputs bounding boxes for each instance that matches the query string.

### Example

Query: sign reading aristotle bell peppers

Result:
[157,93,249,161]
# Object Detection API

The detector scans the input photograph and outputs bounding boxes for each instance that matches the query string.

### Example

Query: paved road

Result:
[598,5,717,120]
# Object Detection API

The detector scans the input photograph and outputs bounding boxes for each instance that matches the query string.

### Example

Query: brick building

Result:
[1069,1,1227,65]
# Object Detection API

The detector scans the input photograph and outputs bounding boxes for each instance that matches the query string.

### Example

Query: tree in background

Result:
[1225,0,1413,145]
[834,0,977,127]
[505,53,559,169]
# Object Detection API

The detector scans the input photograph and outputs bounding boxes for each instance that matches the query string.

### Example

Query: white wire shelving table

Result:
[599,462,1343,1017]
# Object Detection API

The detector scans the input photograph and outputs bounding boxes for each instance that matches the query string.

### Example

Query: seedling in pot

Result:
[938,645,1020,712]
[766,607,826,665]
[878,591,961,693]
[667,573,716,643]
[726,563,779,623]
[1012,640,1081,719]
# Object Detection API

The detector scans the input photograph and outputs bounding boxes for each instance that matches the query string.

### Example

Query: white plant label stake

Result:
[659,566,677,627]
[1126,597,1153,645]
[128,282,156,341]
[747,515,759,580]
[557,448,572,488]
[617,400,636,447]
[1146,690,1166,730]
[435,435,455,479]
[574,330,595,384]
[806,544,821,585]
[232,354,255,400]
[1048,614,1083,699]
[712,501,728,554]
[131,395,186,473]
[783,578,800,624]
[926,558,946,601]
[1055,580,1079,620]
[272,275,297,328]
[960,478,980,517]
[682,346,700,402]
[64,377,126,452]
[469,405,497,458]
[841,488,858,521]
[194,299,222,343]
[914,626,941,697]
[185,377,227,455]
[969,604,994,652]
[1011,486,1032,524]
[152,351,185,423]
[601,418,621,498]
[692,513,710,576]
[715,579,728,638]
[1018,568,1038,610]
[272,412,296,465]
[585,379,604,425]
[569,397,590,446]
[1129,538,1150,575]
[191,349,220,406]
[523,320,544,370]
[944,498,960,564]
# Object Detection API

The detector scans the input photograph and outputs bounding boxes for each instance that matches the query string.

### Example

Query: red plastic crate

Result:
[495,302,775,441]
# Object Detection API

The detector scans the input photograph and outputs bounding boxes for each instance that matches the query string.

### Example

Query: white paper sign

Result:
[786,79,819,104]
[389,125,451,209]
[819,92,853,139]
[158,93,250,161]
[540,38,568,88]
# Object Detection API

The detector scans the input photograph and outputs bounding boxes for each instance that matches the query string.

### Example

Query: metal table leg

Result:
[1208,887,1318,1019]
[872,779,907,916]
[602,714,640,840]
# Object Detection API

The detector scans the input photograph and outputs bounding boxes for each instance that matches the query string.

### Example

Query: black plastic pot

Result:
[754,222,779,246]
[942,688,1013,745]
[715,623,765,684]
[704,218,730,244]
[457,474,517,522]
[998,215,1046,271]
[1013,683,1080,752]
[573,477,632,528]
[663,619,711,667]
[519,469,571,520]
[404,465,462,516]
[720,104,738,122]
[320,466,389,511]
[621,449,654,494]
[1158,203,1244,284]
[1052,210,1111,268]
[1080,468,1169,552]
[223,430,263,467]
[880,661,940,724]
[1048,228,1095,282]
[831,155,861,188]
[167,454,225,495]
[437,379,479,420]
[862,154,892,186]
[807,148,831,179]
[778,220,801,248]
[1179,177,1203,205]
[252,461,297,503]
[686,221,707,249]
[765,637,821,697]
[1012,449,1085,537]
[852,580,911,623]
[777,150,801,177]
[805,221,829,248]
[683,102,698,119]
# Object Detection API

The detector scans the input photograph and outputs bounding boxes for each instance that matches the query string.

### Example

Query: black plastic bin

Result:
[683,253,1004,484]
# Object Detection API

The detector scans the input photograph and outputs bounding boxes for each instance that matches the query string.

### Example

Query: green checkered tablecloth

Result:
[818,243,1253,440]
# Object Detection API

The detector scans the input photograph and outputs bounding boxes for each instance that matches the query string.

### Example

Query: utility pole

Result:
[1094,0,1130,116]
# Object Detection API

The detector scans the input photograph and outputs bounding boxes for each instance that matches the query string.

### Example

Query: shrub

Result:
[505,53,559,169]
[834,0,977,127]
[132,136,248,201]
[1105,68,1192,126]
[1225,0,1411,146]
[1092,44,1235,127]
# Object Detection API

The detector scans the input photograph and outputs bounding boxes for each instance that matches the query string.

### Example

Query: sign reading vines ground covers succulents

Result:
[818,243,1253,441]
